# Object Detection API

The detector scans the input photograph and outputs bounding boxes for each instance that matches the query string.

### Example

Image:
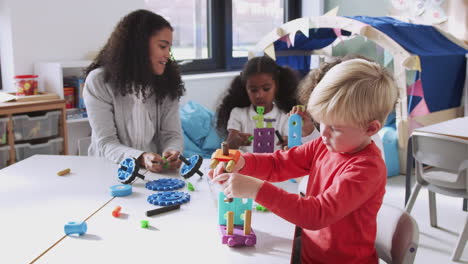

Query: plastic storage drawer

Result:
[0,145,9,169]
[0,117,7,145]
[15,138,63,161]
[12,111,61,141]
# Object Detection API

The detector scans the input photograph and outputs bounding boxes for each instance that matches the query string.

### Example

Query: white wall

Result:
[0,0,145,92]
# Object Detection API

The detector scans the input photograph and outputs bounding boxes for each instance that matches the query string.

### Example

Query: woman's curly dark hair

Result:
[86,9,184,103]
[216,56,300,137]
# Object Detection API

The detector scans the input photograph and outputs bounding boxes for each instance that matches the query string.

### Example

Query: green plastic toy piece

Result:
[248,135,254,143]
[252,114,264,128]
[256,106,265,115]
[162,157,169,169]
[140,220,149,228]
[255,204,269,212]
[187,182,195,191]
[296,105,305,112]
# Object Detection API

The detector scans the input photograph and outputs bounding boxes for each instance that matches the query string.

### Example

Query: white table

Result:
[0,155,119,264]
[1,155,295,264]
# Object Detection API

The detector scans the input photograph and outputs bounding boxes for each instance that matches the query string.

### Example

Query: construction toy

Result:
[179,154,203,179]
[140,220,149,228]
[147,191,190,206]
[161,156,169,169]
[288,114,302,148]
[64,221,87,236]
[219,208,256,247]
[146,204,181,217]
[110,184,132,197]
[218,192,253,225]
[264,118,275,128]
[255,204,269,212]
[253,127,275,153]
[210,142,241,173]
[187,182,195,191]
[57,168,70,176]
[112,206,122,217]
[252,106,265,128]
[117,157,145,184]
[145,178,185,191]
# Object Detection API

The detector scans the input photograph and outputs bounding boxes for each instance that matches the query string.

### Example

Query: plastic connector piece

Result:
[57,168,71,176]
[64,221,87,236]
[112,206,122,217]
[187,182,195,191]
[146,204,181,217]
[140,220,149,228]
[110,184,132,197]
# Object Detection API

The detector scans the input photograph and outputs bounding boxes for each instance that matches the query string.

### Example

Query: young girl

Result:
[216,56,320,153]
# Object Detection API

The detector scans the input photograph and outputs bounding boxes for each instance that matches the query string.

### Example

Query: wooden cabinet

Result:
[0,99,68,165]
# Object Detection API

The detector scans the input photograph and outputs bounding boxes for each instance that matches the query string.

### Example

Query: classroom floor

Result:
[382,175,468,264]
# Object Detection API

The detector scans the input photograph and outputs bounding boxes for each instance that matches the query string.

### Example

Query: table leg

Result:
[405,136,413,206]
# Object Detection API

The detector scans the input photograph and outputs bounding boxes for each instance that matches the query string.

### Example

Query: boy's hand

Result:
[139,152,164,172]
[289,105,315,137]
[162,149,182,170]
[212,173,263,199]
[208,156,245,180]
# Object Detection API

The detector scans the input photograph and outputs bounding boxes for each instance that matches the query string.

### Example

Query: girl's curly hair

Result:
[86,9,185,103]
[216,56,299,137]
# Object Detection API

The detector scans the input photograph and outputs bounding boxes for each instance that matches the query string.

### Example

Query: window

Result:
[145,0,300,73]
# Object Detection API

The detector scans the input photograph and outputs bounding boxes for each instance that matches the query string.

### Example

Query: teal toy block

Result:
[218,192,253,225]
[288,114,302,148]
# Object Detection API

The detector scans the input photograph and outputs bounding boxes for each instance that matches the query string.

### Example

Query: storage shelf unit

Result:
[0,99,69,165]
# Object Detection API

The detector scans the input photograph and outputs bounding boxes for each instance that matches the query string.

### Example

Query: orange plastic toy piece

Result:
[112,206,122,217]
[210,142,241,172]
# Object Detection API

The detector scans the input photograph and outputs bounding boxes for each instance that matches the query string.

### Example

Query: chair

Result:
[376,203,419,264]
[405,131,468,261]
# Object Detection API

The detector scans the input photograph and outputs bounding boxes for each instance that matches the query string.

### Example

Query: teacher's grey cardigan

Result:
[83,68,184,164]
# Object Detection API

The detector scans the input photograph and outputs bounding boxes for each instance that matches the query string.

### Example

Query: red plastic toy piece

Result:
[112,206,122,217]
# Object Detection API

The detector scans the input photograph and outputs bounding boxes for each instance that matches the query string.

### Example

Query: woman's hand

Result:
[138,152,164,172]
[162,149,182,170]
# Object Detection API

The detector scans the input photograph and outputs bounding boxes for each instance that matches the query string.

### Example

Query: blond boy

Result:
[210,59,398,263]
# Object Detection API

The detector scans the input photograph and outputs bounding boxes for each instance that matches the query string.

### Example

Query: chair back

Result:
[412,132,468,187]
[376,203,419,264]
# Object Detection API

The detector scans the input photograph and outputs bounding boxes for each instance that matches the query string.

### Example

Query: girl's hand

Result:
[212,172,263,199]
[138,152,164,172]
[237,132,253,146]
[162,149,182,170]
[289,105,315,137]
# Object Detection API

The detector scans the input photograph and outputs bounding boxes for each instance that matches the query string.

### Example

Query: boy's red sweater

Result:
[241,139,386,264]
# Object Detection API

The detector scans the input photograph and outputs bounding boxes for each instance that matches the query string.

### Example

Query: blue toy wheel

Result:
[117,157,140,184]
[180,154,203,179]
[147,191,190,206]
[145,178,185,191]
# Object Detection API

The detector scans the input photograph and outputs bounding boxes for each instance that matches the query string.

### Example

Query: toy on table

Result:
[210,142,241,173]
[147,191,190,206]
[187,182,195,191]
[218,192,256,247]
[140,220,149,228]
[112,206,122,217]
[288,105,305,149]
[57,168,71,176]
[64,221,87,236]
[210,142,241,202]
[179,154,204,179]
[110,184,132,197]
[252,106,276,153]
[146,204,181,217]
[145,178,185,191]
[117,157,145,184]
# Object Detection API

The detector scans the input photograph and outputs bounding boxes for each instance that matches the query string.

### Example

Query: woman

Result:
[84,9,185,172]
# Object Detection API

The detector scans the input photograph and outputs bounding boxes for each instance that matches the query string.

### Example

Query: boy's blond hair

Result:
[307,59,398,128]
